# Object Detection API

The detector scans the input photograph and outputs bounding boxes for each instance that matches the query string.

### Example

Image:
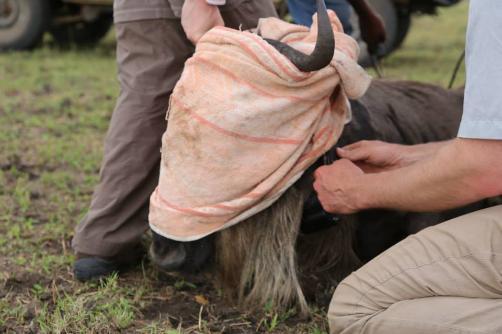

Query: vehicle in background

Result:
[353,0,461,63]
[0,0,460,53]
[0,0,113,50]
[276,0,462,63]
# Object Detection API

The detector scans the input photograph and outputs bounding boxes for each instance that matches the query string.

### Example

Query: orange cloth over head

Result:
[149,11,371,241]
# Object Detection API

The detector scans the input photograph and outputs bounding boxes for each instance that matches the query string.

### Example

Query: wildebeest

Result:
[150,0,490,316]
[213,80,485,315]
[151,78,490,315]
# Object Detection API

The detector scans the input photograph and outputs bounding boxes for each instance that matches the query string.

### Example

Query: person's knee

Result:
[327,275,372,334]
[327,285,351,334]
[421,205,502,254]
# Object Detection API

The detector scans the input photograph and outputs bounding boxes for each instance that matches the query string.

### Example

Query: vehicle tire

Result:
[0,0,50,50]
[49,12,112,47]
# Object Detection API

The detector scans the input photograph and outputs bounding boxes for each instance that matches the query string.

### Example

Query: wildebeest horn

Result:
[265,0,335,72]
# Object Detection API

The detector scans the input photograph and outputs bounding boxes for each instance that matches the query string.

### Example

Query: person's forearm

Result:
[400,140,451,167]
[181,0,224,44]
[356,139,502,212]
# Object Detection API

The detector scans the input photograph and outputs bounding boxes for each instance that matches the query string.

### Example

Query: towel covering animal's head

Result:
[149,9,371,241]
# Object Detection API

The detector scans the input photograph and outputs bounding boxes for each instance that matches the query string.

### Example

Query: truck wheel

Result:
[49,13,112,47]
[0,0,50,50]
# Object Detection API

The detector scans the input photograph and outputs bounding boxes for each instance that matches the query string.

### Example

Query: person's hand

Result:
[336,140,408,173]
[313,159,365,214]
[181,0,224,45]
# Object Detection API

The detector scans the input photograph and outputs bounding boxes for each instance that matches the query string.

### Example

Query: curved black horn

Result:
[265,0,335,72]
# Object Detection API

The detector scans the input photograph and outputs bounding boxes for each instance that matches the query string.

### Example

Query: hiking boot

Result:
[73,245,145,282]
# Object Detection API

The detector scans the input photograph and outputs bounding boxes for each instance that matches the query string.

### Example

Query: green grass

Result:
[373,4,467,85]
[0,3,468,333]
[37,275,137,333]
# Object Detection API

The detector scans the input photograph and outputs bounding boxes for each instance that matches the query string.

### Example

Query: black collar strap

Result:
[300,147,342,234]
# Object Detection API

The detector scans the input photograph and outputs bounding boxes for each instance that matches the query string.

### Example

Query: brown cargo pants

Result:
[72,0,277,257]
[329,205,502,334]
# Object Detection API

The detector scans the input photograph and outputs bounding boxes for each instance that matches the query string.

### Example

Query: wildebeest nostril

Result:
[150,230,214,273]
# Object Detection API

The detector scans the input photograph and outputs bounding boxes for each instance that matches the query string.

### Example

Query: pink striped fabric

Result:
[149,11,371,241]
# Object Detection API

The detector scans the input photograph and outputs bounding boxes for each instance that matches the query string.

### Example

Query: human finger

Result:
[336,147,370,162]
[340,140,367,151]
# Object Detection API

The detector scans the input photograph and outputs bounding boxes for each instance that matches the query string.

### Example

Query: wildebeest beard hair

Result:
[215,183,361,315]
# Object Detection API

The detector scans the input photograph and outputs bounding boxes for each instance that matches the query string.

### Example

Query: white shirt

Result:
[458,0,502,140]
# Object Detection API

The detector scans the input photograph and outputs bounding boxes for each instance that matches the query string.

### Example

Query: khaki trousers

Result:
[328,205,502,334]
[72,0,277,257]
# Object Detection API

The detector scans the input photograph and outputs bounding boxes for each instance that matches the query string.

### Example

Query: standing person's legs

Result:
[73,0,277,280]
[72,18,195,273]
[287,0,352,33]
[328,205,502,334]
[325,0,352,34]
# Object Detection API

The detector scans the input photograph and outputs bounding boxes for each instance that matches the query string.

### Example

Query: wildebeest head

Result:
[150,0,336,273]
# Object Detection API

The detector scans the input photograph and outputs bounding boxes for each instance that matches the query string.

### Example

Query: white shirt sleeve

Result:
[457,0,502,140]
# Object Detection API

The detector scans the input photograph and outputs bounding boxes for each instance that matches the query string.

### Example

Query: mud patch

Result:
[3,272,49,294]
